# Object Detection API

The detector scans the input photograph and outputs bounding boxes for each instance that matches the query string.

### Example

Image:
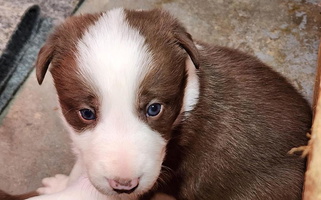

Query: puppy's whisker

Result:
[61,108,75,116]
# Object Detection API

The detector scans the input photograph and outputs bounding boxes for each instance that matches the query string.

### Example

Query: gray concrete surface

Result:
[0,0,79,54]
[0,72,74,193]
[0,0,320,195]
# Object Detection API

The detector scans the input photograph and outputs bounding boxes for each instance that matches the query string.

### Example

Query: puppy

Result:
[1,8,312,200]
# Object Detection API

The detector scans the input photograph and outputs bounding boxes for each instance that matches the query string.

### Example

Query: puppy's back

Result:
[164,44,311,200]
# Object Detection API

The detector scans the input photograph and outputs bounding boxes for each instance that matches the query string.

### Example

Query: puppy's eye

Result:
[146,103,162,117]
[79,109,96,121]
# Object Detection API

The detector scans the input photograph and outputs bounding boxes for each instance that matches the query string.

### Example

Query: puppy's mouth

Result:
[89,176,144,197]
[113,184,139,194]
[107,177,140,194]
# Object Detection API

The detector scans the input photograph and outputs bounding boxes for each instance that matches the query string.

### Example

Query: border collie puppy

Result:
[0,8,311,200]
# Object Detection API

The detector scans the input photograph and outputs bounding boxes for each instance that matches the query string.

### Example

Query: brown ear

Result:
[35,40,54,85]
[174,30,200,69]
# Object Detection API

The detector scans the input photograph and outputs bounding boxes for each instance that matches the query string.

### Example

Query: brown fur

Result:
[123,10,311,200]
[125,9,199,69]
[125,9,199,140]
[36,13,101,132]
[31,9,311,200]
[141,43,312,199]
[118,11,311,199]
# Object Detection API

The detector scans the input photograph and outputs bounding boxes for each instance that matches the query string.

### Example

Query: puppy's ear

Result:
[35,38,54,85]
[174,29,200,69]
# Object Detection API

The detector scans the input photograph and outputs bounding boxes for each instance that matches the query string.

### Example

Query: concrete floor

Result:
[0,0,78,55]
[0,0,320,195]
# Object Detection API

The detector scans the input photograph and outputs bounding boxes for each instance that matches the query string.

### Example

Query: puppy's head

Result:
[36,8,200,196]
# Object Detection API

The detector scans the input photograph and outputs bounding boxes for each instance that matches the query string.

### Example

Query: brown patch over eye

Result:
[125,9,198,138]
[37,13,102,133]
[137,62,187,139]
[51,61,100,133]
[58,90,100,133]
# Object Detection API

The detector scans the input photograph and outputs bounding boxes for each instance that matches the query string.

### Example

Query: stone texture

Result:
[0,71,74,193]
[0,0,79,54]
[0,0,78,194]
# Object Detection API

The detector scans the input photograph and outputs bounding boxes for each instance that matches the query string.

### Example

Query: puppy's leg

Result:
[65,157,83,186]
[36,174,69,195]
[36,158,83,195]
[28,177,93,200]
[27,176,119,200]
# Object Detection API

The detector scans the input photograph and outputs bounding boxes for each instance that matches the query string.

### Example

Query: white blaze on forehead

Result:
[73,9,166,194]
[76,8,152,112]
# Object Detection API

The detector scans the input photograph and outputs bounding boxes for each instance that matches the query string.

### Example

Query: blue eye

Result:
[146,103,162,117]
[79,109,96,120]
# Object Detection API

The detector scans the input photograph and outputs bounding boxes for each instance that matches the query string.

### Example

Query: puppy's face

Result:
[36,8,199,196]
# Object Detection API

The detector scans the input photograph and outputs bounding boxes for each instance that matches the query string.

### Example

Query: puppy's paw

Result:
[37,174,69,195]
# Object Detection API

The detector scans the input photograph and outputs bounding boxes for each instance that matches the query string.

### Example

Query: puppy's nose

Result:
[108,178,139,194]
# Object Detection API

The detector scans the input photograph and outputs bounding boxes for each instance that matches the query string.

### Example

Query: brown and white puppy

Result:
[5,8,312,200]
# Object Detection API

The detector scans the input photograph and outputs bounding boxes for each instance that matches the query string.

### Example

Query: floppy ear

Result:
[35,39,54,85]
[174,29,200,69]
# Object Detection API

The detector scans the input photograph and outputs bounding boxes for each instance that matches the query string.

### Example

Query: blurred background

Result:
[0,0,320,194]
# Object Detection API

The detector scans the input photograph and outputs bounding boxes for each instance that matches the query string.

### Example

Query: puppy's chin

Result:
[85,153,165,197]
[70,122,167,197]
[87,165,162,197]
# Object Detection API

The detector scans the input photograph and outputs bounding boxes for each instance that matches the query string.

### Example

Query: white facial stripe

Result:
[76,8,152,113]
[73,8,166,196]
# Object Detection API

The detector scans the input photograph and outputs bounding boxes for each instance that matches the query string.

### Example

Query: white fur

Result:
[71,8,166,197]
[173,56,200,126]
[36,174,69,195]
[183,56,200,113]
